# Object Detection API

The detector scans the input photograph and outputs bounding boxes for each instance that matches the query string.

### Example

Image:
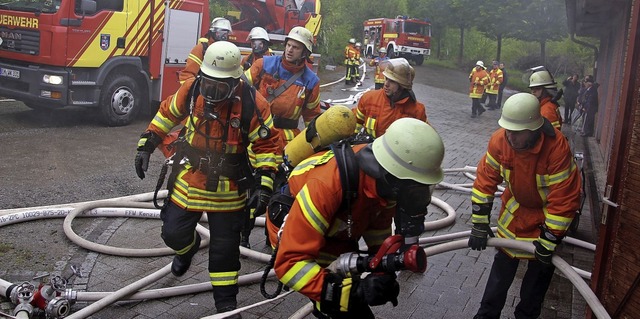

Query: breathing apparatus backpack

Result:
[153,76,268,209]
[259,104,359,299]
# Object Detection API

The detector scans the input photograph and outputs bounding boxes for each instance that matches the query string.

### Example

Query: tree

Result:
[475,0,527,61]
[513,0,567,65]
[448,0,477,64]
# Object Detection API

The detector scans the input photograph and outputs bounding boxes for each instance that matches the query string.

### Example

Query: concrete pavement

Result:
[0,65,597,319]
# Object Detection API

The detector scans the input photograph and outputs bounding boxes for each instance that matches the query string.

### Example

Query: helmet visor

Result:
[212,29,229,41]
[251,40,266,53]
[200,76,237,103]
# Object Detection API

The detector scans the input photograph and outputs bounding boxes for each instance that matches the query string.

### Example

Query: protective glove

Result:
[134,131,162,179]
[533,225,563,266]
[356,273,400,307]
[320,272,398,318]
[247,170,274,217]
[135,151,151,179]
[468,203,494,251]
[468,223,494,251]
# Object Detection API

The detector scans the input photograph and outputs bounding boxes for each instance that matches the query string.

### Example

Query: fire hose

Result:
[0,173,606,318]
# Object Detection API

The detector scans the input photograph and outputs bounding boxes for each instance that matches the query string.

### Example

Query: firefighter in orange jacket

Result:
[369,47,389,90]
[243,26,321,247]
[354,58,428,139]
[274,118,445,319]
[241,27,272,71]
[344,38,359,85]
[468,93,581,319]
[485,61,503,110]
[179,17,232,83]
[528,68,563,129]
[469,61,490,118]
[134,41,282,316]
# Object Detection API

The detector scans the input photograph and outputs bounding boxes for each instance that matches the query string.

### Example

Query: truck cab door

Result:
[158,3,204,100]
[66,0,129,67]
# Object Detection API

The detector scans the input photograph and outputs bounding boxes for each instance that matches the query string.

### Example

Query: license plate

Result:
[0,67,20,79]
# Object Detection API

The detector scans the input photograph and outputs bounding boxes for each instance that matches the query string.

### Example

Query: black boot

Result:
[214,285,240,318]
[171,234,201,277]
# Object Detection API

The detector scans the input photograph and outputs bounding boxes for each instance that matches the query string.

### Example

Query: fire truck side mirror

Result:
[80,0,97,15]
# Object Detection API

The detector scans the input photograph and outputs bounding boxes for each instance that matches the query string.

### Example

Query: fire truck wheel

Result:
[387,46,396,58]
[414,55,424,66]
[99,73,143,126]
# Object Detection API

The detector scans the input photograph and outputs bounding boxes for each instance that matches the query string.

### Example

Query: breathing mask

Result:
[199,76,238,120]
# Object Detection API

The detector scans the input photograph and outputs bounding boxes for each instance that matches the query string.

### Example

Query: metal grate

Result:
[0,27,40,55]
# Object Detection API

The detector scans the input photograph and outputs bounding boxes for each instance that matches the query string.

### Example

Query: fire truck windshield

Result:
[0,0,61,14]
[402,22,429,36]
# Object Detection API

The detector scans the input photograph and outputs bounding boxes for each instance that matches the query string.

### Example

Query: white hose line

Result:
[65,263,172,319]
[424,238,610,319]
[62,201,199,257]
[288,302,314,319]
[443,166,478,174]
[424,197,456,231]
[420,228,593,280]
[0,191,167,216]
[201,290,294,319]
[73,270,274,301]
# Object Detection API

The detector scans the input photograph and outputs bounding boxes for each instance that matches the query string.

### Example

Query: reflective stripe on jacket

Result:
[274,145,395,301]
[146,78,282,212]
[540,96,563,129]
[354,89,428,138]
[485,68,503,94]
[471,128,581,258]
[369,56,389,84]
[244,55,321,143]
[469,68,490,98]
[178,38,212,83]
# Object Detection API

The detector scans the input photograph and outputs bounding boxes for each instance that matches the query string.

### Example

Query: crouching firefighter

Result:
[269,118,445,318]
[134,41,282,317]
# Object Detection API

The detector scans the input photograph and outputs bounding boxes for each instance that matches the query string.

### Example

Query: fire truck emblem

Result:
[100,34,110,50]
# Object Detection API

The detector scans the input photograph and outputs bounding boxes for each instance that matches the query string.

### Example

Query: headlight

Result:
[43,74,63,85]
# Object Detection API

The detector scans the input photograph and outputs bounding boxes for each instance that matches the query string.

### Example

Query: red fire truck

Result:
[363,16,431,66]
[227,0,322,46]
[0,0,211,126]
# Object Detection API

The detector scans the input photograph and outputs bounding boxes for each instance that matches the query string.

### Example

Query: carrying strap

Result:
[331,141,359,238]
[267,69,304,102]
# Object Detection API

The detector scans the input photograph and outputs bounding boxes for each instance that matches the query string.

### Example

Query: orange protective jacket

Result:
[244,55,321,143]
[241,50,273,70]
[540,96,563,130]
[485,68,503,94]
[471,128,581,258]
[469,67,490,98]
[354,89,428,138]
[274,145,395,301]
[178,37,213,83]
[145,78,282,212]
[344,44,358,65]
[369,56,389,84]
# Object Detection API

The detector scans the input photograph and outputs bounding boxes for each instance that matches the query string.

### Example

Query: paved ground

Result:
[0,64,598,319]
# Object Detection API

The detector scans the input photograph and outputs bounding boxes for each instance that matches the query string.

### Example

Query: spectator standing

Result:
[469,61,490,118]
[497,62,508,107]
[485,61,504,110]
[469,93,582,319]
[579,75,599,137]
[562,74,581,125]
